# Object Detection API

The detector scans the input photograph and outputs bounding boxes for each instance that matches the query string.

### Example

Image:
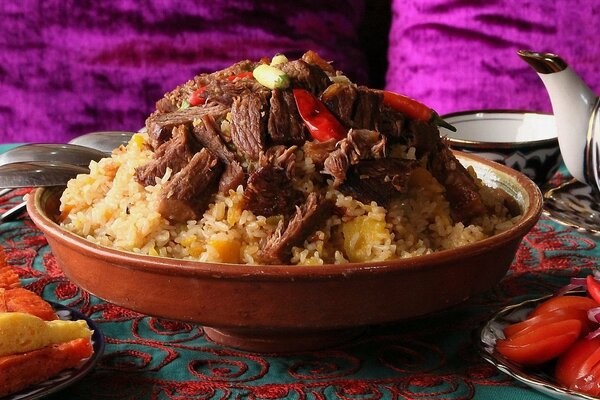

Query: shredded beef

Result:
[135,125,199,186]
[430,146,486,223]
[323,129,387,187]
[158,148,223,223]
[243,146,301,217]
[230,92,269,160]
[281,60,330,94]
[321,83,357,127]
[302,139,337,168]
[340,159,419,206]
[268,89,307,145]
[353,87,383,130]
[219,161,245,193]
[145,104,229,148]
[193,114,237,164]
[259,193,335,265]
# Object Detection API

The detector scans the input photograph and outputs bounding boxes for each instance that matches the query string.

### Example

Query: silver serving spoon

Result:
[68,130,134,153]
[0,144,108,167]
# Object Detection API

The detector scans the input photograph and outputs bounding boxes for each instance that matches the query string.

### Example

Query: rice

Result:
[59,132,519,265]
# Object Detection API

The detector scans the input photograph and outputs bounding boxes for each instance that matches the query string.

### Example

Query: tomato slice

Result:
[556,337,600,393]
[529,295,599,317]
[587,275,600,305]
[572,360,600,396]
[504,307,593,338]
[496,319,582,365]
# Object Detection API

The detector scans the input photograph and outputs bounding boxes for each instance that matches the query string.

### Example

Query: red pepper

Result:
[189,86,206,106]
[587,275,600,304]
[227,71,254,81]
[381,90,456,132]
[293,88,347,142]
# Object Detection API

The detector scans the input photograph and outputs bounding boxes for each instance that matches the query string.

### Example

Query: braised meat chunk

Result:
[281,60,330,94]
[158,148,223,223]
[135,125,199,186]
[243,146,302,217]
[230,92,269,160]
[340,159,419,206]
[259,193,336,265]
[268,89,307,145]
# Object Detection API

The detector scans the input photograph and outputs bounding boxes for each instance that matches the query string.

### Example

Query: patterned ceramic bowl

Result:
[441,111,561,186]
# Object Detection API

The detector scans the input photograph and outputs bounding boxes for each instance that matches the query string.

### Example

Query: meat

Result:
[377,106,407,141]
[323,129,387,187]
[230,92,269,160]
[281,60,330,94]
[352,87,383,130]
[158,148,223,222]
[321,84,383,130]
[243,146,302,217]
[259,193,335,265]
[268,89,307,145]
[430,146,486,222]
[404,119,441,158]
[193,114,246,193]
[340,159,419,206]
[302,139,337,168]
[145,103,229,148]
[193,114,237,164]
[135,125,199,186]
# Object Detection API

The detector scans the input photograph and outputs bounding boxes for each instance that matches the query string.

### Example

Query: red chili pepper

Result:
[227,71,254,81]
[189,86,206,106]
[587,275,600,304]
[293,88,347,142]
[381,90,456,132]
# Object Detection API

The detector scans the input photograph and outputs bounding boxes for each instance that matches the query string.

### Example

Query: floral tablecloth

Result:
[1,143,598,399]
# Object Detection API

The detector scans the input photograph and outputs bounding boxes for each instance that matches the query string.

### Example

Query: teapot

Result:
[518,50,600,193]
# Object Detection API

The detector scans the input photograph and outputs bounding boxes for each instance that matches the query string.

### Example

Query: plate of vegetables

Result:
[478,275,600,399]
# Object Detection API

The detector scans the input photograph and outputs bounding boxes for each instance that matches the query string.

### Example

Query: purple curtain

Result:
[386,0,600,115]
[0,1,366,143]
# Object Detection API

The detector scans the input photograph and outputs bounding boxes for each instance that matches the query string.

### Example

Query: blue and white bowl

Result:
[441,110,561,186]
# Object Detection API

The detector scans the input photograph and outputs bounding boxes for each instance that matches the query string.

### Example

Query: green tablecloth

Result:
[0,143,598,399]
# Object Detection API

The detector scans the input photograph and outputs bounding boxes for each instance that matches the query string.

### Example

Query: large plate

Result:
[477,294,600,400]
[3,302,104,400]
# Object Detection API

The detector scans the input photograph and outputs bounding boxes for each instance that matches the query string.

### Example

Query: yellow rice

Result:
[59,133,520,265]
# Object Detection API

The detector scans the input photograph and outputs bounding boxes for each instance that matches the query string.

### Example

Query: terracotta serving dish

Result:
[27,152,543,352]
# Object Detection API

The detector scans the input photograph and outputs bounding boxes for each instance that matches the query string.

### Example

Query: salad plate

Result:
[4,302,104,400]
[477,294,600,400]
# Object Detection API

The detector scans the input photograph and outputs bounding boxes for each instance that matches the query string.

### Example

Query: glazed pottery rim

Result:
[442,109,558,149]
[27,152,543,281]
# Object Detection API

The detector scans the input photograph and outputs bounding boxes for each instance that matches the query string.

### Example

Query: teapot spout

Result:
[518,50,597,183]
[517,50,568,74]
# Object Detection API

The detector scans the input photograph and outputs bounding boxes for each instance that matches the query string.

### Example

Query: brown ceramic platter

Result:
[27,152,543,352]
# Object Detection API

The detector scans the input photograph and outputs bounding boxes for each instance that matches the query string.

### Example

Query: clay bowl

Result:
[441,110,561,186]
[27,152,543,353]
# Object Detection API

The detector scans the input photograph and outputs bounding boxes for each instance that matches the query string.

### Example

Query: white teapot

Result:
[518,50,600,192]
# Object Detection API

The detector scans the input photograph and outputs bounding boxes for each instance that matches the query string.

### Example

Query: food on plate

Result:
[59,51,522,265]
[0,248,94,397]
[495,274,600,396]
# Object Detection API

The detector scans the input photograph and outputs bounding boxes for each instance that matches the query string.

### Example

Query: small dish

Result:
[477,294,599,400]
[543,179,600,235]
[441,110,561,185]
[4,302,104,400]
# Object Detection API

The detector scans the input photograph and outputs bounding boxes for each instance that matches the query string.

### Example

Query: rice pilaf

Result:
[59,132,519,265]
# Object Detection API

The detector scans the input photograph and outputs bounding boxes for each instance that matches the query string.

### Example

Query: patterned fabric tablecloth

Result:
[1,143,598,399]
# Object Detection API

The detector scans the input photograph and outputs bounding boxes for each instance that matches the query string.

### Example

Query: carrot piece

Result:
[3,288,57,321]
[0,338,93,397]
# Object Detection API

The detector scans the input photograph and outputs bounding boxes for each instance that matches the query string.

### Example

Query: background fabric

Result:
[0,0,367,144]
[386,0,600,115]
